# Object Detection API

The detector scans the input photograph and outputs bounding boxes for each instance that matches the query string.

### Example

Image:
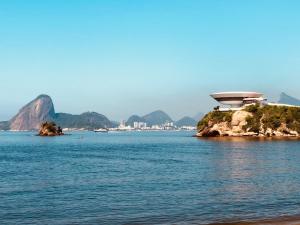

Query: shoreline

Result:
[209,215,300,225]
[196,135,300,142]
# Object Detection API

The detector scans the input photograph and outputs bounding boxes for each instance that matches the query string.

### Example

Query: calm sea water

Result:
[1,131,300,225]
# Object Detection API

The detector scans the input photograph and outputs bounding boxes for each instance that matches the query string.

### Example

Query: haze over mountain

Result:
[126,115,146,127]
[193,112,205,121]
[9,95,55,130]
[278,92,300,106]
[0,94,204,130]
[175,116,197,127]
[54,112,112,130]
[0,95,112,131]
[142,110,173,126]
[9,92,300,129]
[126,110,173,127]
[126,111,200,127]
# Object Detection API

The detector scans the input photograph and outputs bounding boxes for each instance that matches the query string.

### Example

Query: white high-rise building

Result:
[133,122,147,129]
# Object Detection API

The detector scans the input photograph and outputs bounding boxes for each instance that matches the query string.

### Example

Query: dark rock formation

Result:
[200,128,220,137]
[38,121,64,136]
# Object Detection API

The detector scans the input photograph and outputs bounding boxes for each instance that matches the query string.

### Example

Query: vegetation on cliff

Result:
[197,111,233,131]
[243,104,300,133]
[197,104,300,137]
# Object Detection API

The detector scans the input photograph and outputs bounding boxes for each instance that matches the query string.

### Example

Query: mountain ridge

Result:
[0,94,205,130]
[175,116,197,127]
[193,112,205,121]
[9,94,55,130]
[278,92,300,106]
[126,115,146,126]
[0,95,112,130]
[126,111,201,127]
[142,110,173,126]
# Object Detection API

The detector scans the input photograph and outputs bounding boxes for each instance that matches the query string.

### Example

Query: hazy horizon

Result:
[0,90,289,122]
[1,0,300,121]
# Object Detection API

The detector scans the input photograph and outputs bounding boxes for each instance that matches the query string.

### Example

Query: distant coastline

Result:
[0,94,199,132]
[208,214,300,225]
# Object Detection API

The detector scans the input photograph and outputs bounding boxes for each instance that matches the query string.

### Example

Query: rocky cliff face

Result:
[10,95,55,130]
[197,105,300,137]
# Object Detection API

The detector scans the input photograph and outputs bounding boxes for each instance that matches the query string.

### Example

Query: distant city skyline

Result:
[1,0,300,121]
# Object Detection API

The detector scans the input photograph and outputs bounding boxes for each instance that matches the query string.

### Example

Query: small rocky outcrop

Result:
[197,104,300,137]
[38,122,64,136]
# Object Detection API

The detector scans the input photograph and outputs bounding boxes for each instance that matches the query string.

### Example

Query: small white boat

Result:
[94,128,109,133]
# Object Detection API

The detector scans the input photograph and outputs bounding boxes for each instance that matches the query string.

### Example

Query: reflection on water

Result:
[1,131,300,224]
[198,136,300,142]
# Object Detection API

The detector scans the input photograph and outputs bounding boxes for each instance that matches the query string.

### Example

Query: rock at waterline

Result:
[38,122,64,136]
[197,104,300,137]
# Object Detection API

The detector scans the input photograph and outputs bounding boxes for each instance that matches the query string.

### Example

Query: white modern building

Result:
[133,122,147,129]
[211,92,266,110]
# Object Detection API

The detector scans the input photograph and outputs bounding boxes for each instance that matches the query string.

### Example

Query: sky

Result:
[0,0,300,121]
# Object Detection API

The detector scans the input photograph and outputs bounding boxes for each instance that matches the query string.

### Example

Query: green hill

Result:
[197,104,300,137]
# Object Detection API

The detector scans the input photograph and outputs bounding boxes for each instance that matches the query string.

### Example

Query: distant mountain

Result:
[55,112,112,130]
[0,94,112,131]
[278,92,300,106]
[9,94,56,130]
[193,112,204,121]
[175,116,197,127]
[126,110,173,126]
[0,121,10,130]
[126,115,146,126]
[142,110,173,126]
[110,121,120,128]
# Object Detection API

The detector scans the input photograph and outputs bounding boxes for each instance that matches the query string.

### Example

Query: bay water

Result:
[1,131,300,224]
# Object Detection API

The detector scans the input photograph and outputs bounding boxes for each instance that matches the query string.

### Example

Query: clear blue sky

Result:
[1,0,300,121]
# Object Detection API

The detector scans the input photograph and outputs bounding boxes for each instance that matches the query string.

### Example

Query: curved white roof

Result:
[211,92,263,99]
[210,92,264,107]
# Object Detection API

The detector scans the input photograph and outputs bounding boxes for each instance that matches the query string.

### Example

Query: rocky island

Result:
[197,104,300,137]
[38,122,64,136]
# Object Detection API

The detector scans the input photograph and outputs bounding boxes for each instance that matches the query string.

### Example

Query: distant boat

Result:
[94,128,109,133]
